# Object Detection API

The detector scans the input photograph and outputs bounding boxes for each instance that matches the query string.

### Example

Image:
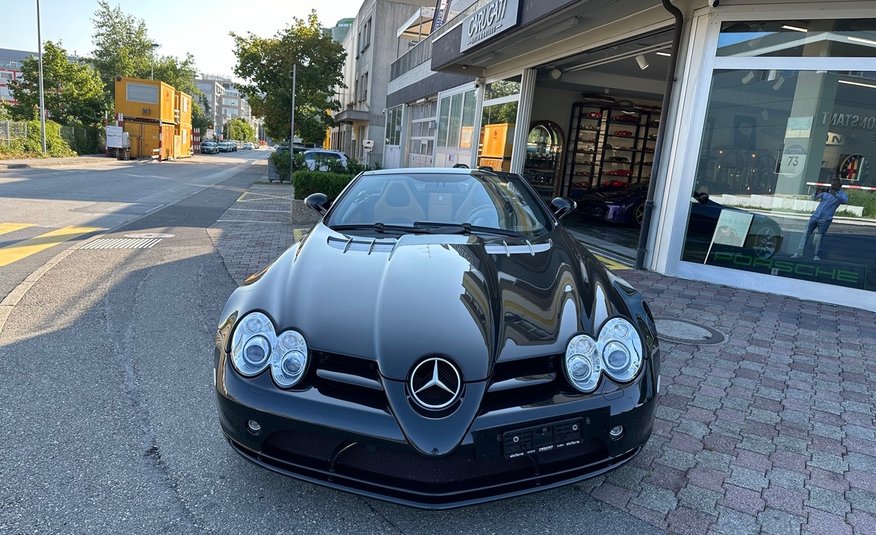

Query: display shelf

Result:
[562,102,659,198]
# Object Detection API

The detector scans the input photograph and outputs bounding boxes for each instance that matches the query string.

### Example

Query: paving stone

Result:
[847,511,876,535]
[846,469,876,492]
[807,485,852,514]
[686,465,727,494]
[667,506,716,535]
[644,462,687,494]
[659,448,698,471]
[758,508,806,535]
[720,483,765,513]
[770,450,810,471]
[807,467,851,493]
[734,450,772,472]
[808,452,849,474]
[605,465,648,490]
[697,450,735,471]
[767,467,808,491]
[675,420,711,440]
[677,484,722,515]
[591,481,635,509]
[737,435,777,455]
[847,452,876,473]
[804,507,853,535]
[713,506,759,535]
[763,485,807,515]
[631,483,678,515]
[848,489,876,515]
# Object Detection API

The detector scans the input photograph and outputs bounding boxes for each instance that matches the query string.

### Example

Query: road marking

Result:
[595,254,631,271]
[0,226,101,267]
[0,223,36,236]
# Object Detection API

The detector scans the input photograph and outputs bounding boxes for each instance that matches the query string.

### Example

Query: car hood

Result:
[231,224,634,383]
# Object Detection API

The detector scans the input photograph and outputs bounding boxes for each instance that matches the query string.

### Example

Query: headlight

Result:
[564,317,644,391]
[230,312,309,388]
[272,330,308,388]
[231,312,275,377]
[564,335,601,393]
[598,318,642,383]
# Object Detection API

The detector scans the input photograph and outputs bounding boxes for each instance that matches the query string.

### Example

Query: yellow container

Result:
[175,91,193,126]
[122,120,160,159]
[114,76,177,124]
[176,124,192,158]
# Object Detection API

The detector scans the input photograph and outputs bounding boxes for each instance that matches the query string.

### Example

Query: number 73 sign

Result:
[779,146,807,178]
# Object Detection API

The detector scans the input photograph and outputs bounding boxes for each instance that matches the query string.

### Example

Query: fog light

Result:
[247,419,261,435]
[609,425,624,439]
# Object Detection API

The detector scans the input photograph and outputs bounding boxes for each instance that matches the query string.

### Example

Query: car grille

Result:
[310,351,571,414]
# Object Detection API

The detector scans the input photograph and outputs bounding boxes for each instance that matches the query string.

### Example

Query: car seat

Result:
[373,181,426,224]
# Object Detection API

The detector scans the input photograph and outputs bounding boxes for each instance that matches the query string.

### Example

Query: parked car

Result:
[578,183,784,260]
[200,141,219,154]
[303,149,349,171]
[243,142,256,150]
[214,167,660,509]
[218,141,237,152]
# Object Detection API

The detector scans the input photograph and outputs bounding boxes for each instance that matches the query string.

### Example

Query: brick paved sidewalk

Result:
[210,180,876,535]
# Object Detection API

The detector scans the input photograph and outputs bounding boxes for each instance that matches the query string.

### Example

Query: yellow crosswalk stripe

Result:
[0,223,36,236]
[595,254,630,271]
[0,226,101,267]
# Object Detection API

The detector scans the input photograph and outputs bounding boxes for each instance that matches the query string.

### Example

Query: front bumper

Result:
[216,353,659,509]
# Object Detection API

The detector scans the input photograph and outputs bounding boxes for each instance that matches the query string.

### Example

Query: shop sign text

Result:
[460,0,519,52]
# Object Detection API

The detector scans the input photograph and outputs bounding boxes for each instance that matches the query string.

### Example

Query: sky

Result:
[5,0,363,78]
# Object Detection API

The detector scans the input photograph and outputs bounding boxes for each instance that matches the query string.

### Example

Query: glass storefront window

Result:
[683,68,876,292]
[477,76,521,173]
[718,19,876,57]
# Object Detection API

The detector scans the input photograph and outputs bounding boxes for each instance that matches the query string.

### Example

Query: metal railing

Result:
[0,120,28,145]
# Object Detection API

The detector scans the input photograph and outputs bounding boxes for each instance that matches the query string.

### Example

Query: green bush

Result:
[269,151,305,181]
[60,123,100,155]
[846,189,876,218]
[292,171,354,200]
[0,120,75,159]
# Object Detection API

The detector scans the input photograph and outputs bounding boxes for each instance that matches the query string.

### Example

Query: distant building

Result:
[327,18,355,43]
[196,74,260,139]
[0,49,35,104]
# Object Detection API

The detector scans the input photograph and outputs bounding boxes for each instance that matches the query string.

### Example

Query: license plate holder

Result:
[502,418,584,459]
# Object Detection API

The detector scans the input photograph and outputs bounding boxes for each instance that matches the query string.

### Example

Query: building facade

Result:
[379,0,876,312]
[329,0,434,166]
[196,74,257,140]
[0,49,38,104]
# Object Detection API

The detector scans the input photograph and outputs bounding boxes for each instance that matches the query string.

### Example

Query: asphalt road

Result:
[0,151,666,534]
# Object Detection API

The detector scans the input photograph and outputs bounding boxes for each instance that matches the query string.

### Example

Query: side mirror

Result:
[550,197,576,221]
[304,192,331,215]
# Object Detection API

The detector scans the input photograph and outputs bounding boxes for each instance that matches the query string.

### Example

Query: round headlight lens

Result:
[272,330,308,388]
[598,318,643,383]
[231,312,275,377]
[564,334,601,393]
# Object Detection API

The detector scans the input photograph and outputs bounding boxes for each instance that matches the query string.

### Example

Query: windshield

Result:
[326,172,552,237]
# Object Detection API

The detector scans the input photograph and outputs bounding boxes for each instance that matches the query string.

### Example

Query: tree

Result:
[90,0,153,94]
[231,11,345,144]
[9,41,106,126]
[192,94,210,131]
[224,118,255,142]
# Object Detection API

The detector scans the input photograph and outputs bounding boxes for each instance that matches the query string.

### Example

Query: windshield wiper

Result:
[330,223,419,234]
[412,221,522,237]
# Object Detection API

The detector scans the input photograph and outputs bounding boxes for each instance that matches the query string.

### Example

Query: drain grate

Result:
[81,238,162,249]
[654,317,726,345]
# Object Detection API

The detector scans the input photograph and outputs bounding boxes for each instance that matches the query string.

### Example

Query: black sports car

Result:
[214,168,660,509]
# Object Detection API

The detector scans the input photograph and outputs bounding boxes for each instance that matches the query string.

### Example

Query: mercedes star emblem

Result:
[409,357,461,411]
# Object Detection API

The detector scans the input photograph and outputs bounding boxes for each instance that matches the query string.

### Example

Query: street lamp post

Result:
[36,0,46,154]
[150,43,159,80]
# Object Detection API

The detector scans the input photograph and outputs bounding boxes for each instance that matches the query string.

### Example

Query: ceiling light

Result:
[847,36,876,47]
[773,76,785,90]
[655,51,672,57]
[767,69,777,81]
[548,67,563,80]
[741,70,755,84]
[839,79,876,90]
[635,54,649,70]
[781,24,808,33]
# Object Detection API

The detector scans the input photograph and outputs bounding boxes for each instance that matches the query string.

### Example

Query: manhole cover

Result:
[654,317,725,345]
[124,232,175,239]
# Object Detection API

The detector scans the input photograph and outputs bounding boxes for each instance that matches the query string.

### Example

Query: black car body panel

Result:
[215,168,660,508]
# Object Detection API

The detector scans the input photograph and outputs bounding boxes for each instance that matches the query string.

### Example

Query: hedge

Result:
[292,171,354,200]
[846,189,876,219]
[0,119,76,159]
